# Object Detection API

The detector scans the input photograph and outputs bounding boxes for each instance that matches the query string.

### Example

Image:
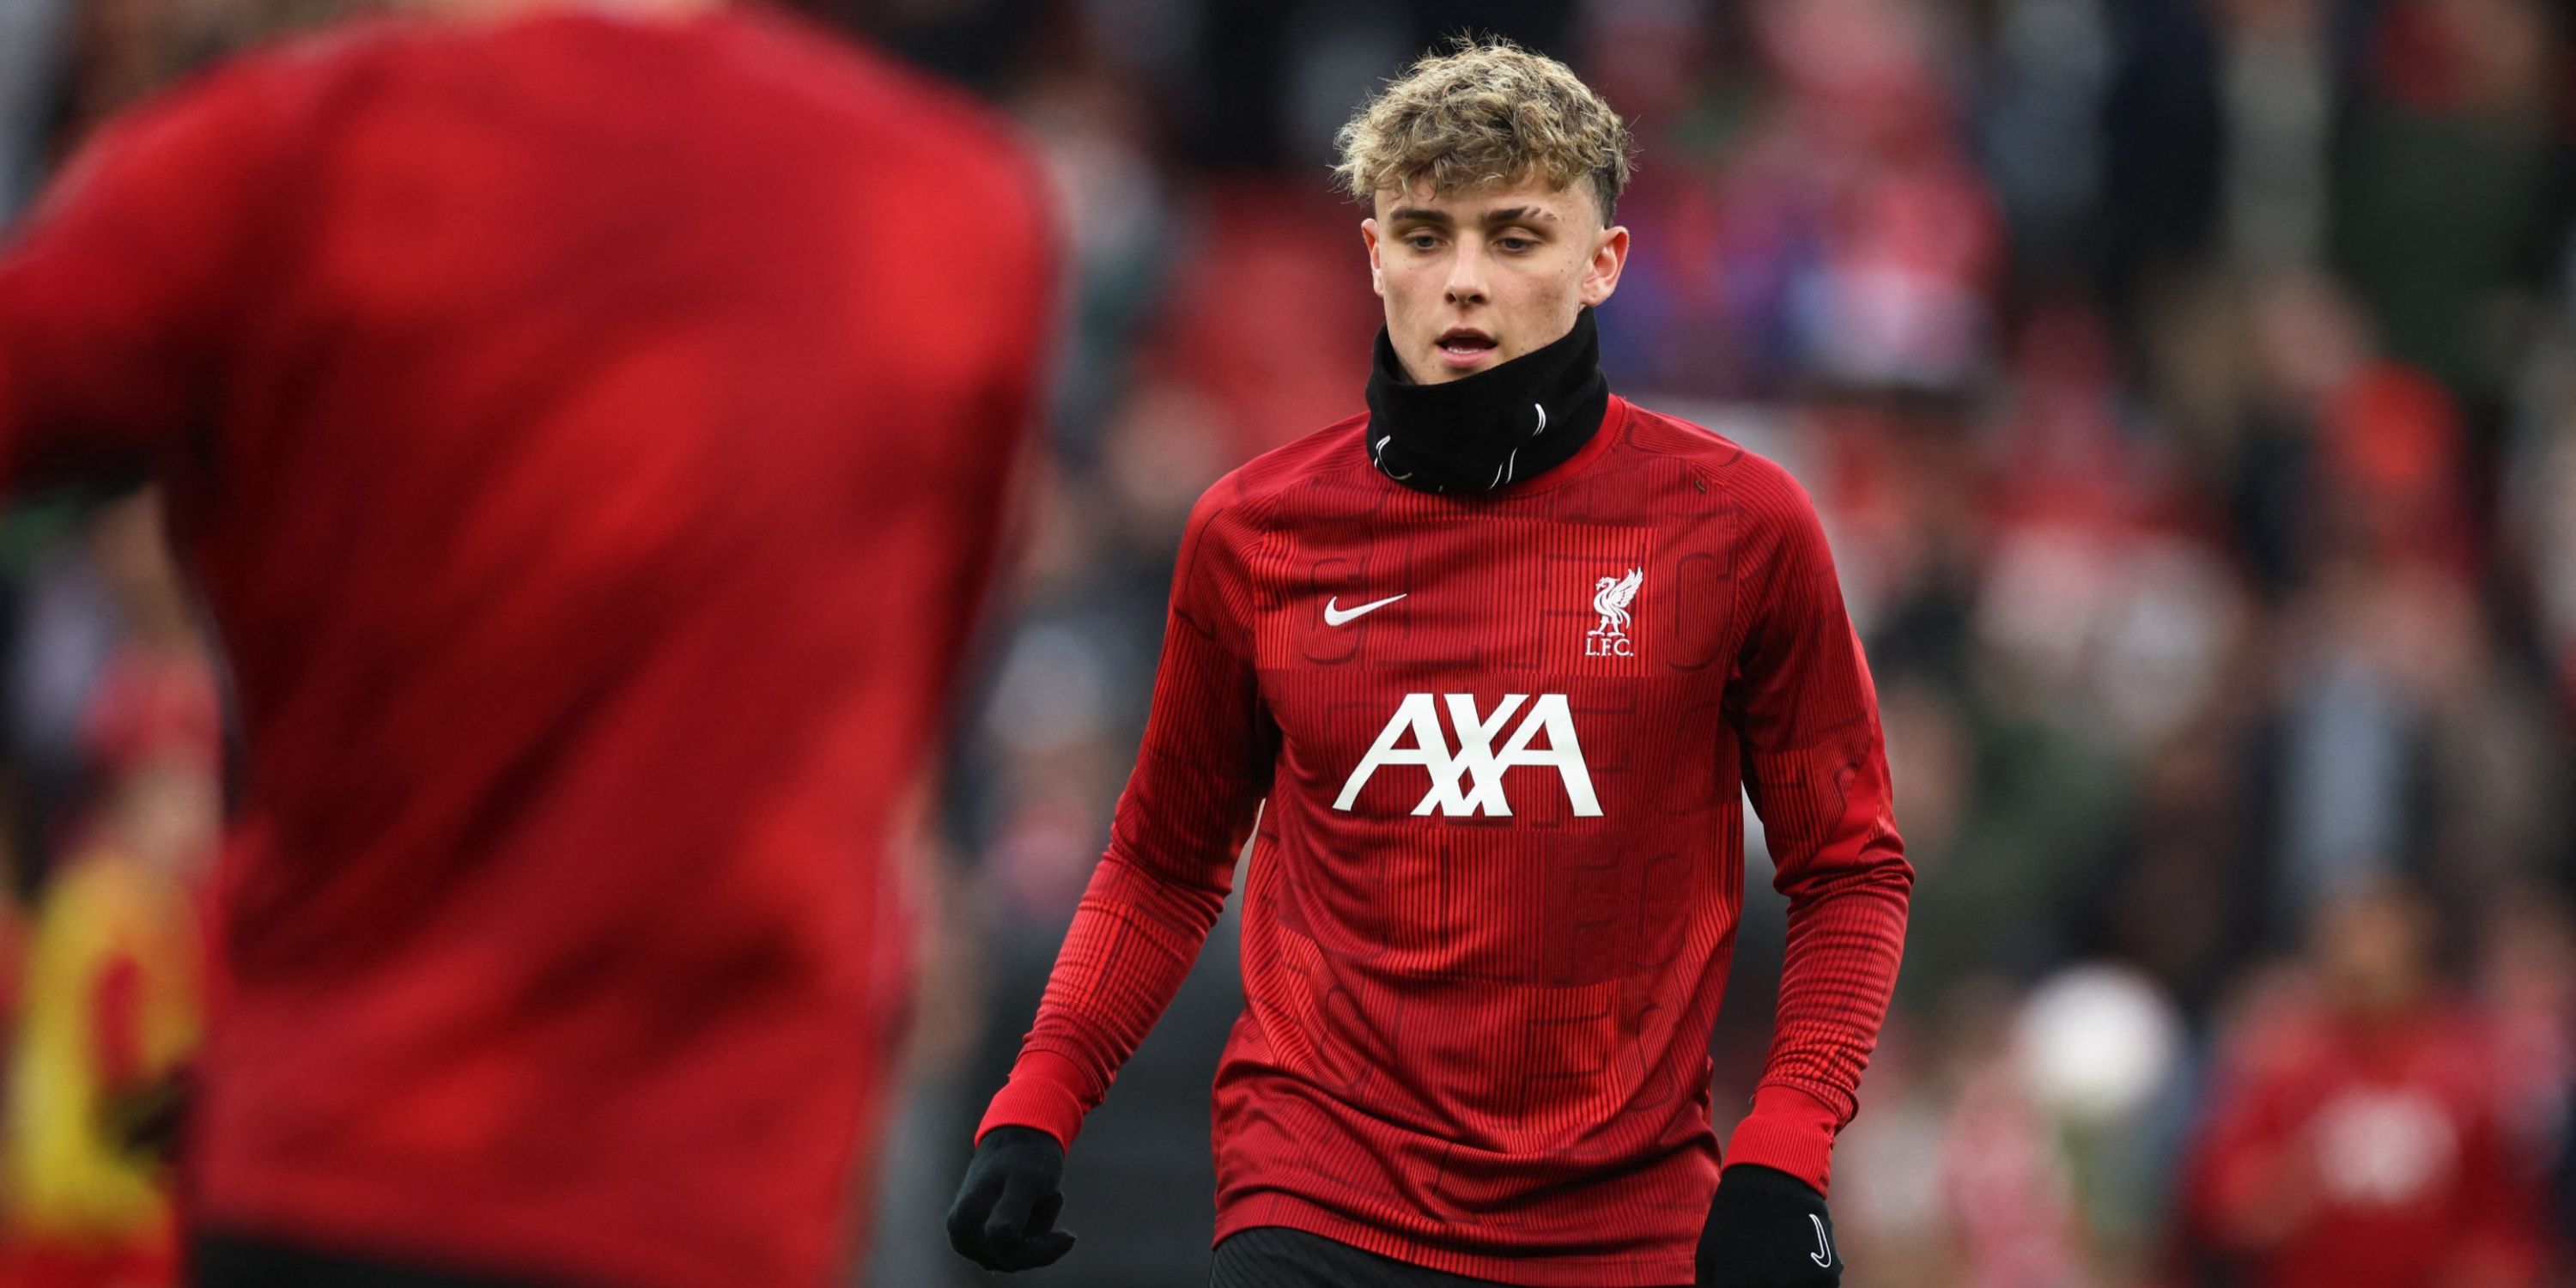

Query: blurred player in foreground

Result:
[0,0,1054,1282]
[951,39,1911,1288]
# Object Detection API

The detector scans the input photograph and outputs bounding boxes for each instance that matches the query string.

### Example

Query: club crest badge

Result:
[1586,568,1642,659]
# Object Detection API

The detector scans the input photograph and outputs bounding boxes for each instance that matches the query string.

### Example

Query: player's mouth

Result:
[1433,328,1499,372]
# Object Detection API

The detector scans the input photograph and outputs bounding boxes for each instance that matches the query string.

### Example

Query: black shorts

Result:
[191,1233,571,1288]
[1209,1228,1516,1288]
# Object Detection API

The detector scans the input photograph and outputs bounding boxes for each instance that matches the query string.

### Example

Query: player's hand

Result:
[1696,1164,1840,1288]
[946,1125,1077,1272]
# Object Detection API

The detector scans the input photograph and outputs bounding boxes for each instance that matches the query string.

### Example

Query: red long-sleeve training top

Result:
[981,397,1912,1286]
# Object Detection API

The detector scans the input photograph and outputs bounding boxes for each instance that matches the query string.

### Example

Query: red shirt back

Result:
[0,12,1050,1287]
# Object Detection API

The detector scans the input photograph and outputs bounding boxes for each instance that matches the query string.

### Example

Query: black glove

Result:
[1696,1164,1840,1288]
[946,1125,1077,1272]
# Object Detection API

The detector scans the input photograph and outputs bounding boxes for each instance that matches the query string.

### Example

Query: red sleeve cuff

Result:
[974,1048,1091,1151]
[1722,1084,1843,1197]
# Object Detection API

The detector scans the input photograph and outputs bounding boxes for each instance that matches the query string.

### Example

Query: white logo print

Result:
[1373,435,1414,482]
[1587,568,1643,658]
[1808,1214,1833,1268]
[1323,593,1406,627]
[1333,693,1600,817]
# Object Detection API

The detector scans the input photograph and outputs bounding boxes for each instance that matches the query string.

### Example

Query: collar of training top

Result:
[1363,307,1611,495]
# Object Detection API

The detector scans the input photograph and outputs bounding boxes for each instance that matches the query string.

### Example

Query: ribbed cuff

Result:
[974,1048,1091,1151]
[1721,1084,1842,1197]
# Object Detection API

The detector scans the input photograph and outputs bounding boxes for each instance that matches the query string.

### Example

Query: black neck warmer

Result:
[1364,307,1611,495]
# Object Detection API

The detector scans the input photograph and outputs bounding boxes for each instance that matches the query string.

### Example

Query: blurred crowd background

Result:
[3,0,2576,1285]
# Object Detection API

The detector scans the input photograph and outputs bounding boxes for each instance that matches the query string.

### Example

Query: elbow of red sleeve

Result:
[1778,831,1914,907]
[1868,839,1916,902]
[1091,843,1233,940]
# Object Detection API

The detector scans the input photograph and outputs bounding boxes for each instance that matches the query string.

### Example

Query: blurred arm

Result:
[975,486,1272,1149]
[1721,466,1913,1196]
[0,61,291,491]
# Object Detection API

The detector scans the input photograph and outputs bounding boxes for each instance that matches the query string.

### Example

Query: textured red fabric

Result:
[981,398,1911,1285]
[0,14,1050,1288]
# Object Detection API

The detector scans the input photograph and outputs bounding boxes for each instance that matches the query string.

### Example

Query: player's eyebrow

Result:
[1386,205,1560,228]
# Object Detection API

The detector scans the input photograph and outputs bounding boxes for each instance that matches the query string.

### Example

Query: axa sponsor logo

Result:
[1333,693,1601,817]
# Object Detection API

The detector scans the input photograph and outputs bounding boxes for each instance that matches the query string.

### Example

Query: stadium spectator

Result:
[2179,881,2546,1288]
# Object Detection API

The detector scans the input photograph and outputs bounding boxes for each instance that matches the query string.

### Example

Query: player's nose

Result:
[1443,242,1490,307]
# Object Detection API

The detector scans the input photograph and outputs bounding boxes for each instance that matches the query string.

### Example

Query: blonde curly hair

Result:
[1333,38,1637,222]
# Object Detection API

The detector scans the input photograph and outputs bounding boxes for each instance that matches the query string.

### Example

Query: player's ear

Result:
[1361,218,1385,298]
[1580,225,1628,308]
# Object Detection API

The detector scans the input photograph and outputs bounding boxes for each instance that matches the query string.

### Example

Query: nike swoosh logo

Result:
[1323,593,1406,627]
[1809,1214,1834,1268]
